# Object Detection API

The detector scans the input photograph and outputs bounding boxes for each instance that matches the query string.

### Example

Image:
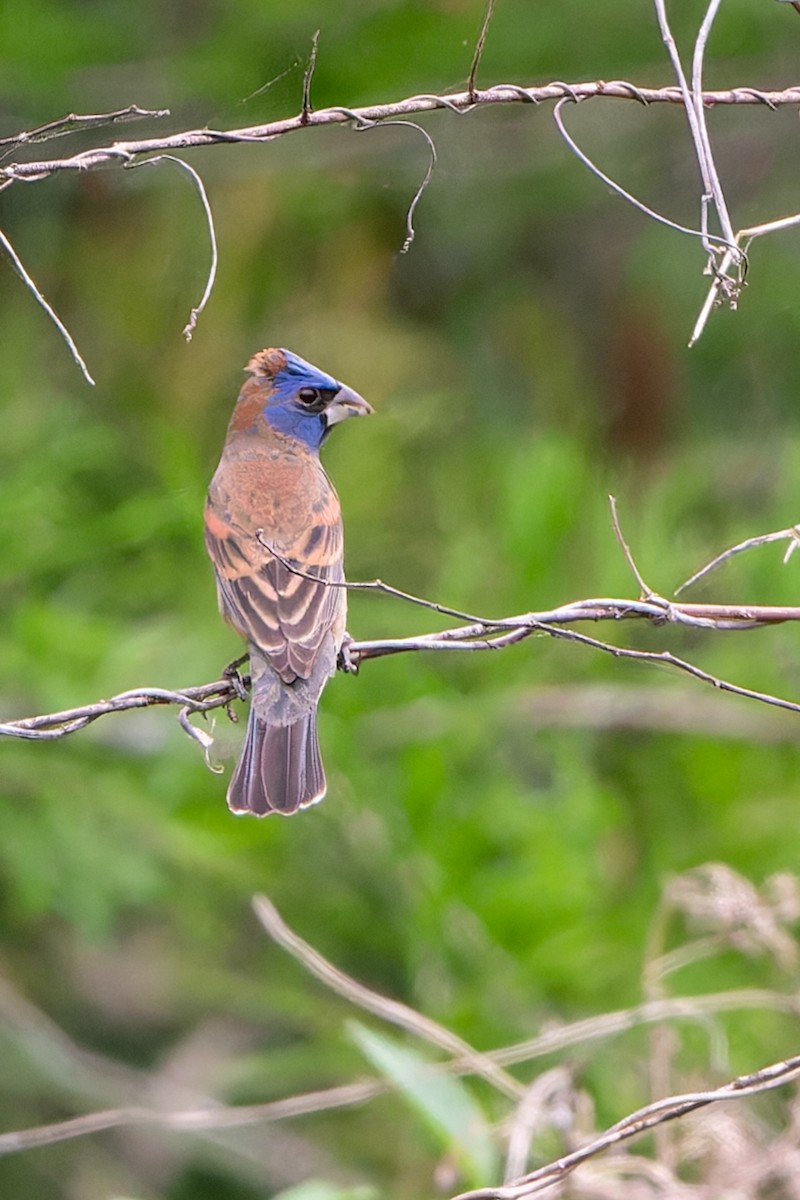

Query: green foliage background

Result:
[2,2,800,1196]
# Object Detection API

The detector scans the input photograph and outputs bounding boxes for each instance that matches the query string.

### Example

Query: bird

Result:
[204,347,372,816]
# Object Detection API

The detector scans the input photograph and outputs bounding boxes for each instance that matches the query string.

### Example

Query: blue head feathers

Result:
[242,348,372,450]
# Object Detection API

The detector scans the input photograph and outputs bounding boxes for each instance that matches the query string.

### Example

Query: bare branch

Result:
[3,82,800,187]
[677,524,800,594]
[468,0,497,102]
[652,0,735,254]
[609,494,655,599]
[690,211,800,345]
[0,920,796,1167]
[0,224,95,385]
[6,589,800,742]
[0,974,794,1156]
[252,894,524,1101]
[490,987,800,1069]
[0,104,169,151]
[690,0,736,248]
[2,75,797,372]
[4,482,800,740]
[0,680,238,739]
[301,29,320,125]
[452,1055,800,1200]
[0,1083,386,1157]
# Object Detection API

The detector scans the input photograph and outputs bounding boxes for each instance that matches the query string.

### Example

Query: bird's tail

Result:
[227,707,327,816]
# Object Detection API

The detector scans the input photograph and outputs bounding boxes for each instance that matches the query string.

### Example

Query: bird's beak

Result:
[326,384,374,426]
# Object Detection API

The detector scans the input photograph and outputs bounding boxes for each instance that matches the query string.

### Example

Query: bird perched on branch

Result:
[204,348,372,816]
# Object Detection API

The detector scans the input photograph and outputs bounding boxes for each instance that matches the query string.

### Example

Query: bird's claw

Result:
[337,633,360,674]
[223,654,251,702]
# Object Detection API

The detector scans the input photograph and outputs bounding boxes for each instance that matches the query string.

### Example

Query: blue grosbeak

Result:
[205,348,372,816]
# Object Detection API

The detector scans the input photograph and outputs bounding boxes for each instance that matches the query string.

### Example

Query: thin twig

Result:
[0,1083,384,1156]
[301,29,320,124]
[468,0,497,102]
[0,680,237,739]
[608,494,654,599]
[0,104,169,150]
[503,1069,574,1184]
[0,981,794,1156]
[652,0,732,258]
[676,525,800,594]
[552,99,729,249]
[0,225,95,385]
[6,594,800,741]
[690,0,736,248]
[240,63,300,106]
[650,0,748,342]
[489,987,800,1069]
[690,211,800,345]
[358,119,437,253]
[255,530,491,624]
[252,894,524,1101]
[127,154,218,340]
[521,619,800,719]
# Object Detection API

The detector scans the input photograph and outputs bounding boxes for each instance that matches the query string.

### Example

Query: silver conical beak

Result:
[325,383,374,426]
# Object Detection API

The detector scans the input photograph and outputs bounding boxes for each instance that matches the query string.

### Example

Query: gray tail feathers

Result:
[227,707,327,816]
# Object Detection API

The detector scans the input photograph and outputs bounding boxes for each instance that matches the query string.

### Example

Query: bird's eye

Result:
[297,387,321,406]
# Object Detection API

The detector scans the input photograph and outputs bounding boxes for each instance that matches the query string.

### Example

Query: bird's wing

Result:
[204,494,345,683]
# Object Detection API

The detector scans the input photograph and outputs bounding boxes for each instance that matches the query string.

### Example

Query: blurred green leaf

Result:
[348,1021,497,1186]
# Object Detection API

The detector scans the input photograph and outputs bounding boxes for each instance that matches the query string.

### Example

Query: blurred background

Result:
[3,1,800,1196]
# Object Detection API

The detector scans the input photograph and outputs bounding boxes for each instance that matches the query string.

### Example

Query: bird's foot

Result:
[223,654,251,703]
[337,633,360,674]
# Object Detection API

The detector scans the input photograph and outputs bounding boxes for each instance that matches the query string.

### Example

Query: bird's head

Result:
[238,348,372,449]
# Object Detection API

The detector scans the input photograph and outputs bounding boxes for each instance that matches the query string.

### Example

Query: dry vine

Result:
[3,82,800,191]
[2,0,800,376]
